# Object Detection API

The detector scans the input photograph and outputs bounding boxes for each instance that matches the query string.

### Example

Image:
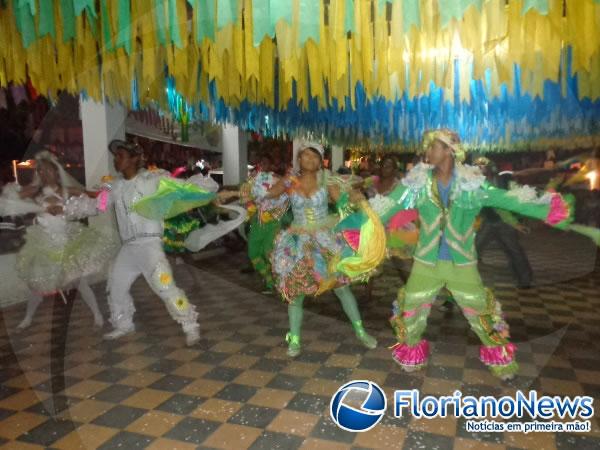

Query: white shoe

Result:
[16,318,32,331]
[103,325,135,340]
[94,315,104,328]
[185,327,200,346]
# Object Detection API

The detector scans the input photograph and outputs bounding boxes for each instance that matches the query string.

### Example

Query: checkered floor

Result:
[0,227,599,449]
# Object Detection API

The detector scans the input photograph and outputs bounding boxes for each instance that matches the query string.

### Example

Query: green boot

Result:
[286,332,301,357]
[352,320,377,349]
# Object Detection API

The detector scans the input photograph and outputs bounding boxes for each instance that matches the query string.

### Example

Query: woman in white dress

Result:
[2,151,117,330]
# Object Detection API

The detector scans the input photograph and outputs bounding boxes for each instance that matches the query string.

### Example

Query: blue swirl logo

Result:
[330,380,387,432]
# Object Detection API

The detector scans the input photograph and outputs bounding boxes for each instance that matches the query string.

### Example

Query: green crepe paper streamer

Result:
[197,0,215,42]
[169,0,183,48]
[192,0,200,41]
[38,0,55,39]
[74,0,96,17]
[252,0,270,46]
[438,0,483,28]
[154,0,167,45]
[522,0,549,15]
[345,0,354,33]
[270,0,292,24]
[217,0,237,30]
[75,0,99,36]
[252,0,292,46]
[101,0,114,51]
[299,0,320,45]
[14,0,36,48]
[115,0,132,53]
[60,0,75,42]
[402,0,420,32]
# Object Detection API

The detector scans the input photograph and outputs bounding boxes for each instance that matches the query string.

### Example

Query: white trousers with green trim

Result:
[107,239,198,333]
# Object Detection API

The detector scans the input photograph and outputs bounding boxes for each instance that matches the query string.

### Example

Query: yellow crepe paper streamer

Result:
[1,0,600,108]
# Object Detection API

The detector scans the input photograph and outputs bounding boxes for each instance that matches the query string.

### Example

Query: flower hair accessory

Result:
[421,129,466,163]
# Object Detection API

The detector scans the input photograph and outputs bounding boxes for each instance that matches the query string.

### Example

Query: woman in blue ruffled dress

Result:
[258,142,386,357]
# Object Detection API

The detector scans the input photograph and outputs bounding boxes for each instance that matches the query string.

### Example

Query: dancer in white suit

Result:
[65,140,201,346]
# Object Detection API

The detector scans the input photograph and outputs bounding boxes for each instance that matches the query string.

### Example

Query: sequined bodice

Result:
[290,187,329,226]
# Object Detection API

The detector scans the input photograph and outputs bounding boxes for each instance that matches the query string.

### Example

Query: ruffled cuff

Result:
[479,342,516,366]
[545,193,570,226]
[392,340,430,366]
[64,194,100,220]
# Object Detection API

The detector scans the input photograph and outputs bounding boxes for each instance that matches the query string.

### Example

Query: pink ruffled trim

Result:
[546,194,569,225]
[403,303,433,318]
[97,190,109,212]
[480,343,516,366]
[392,340,430,366]
[387,209,418,231]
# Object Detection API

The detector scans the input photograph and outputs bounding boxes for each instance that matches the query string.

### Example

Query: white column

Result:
[331,145,344,173]
[222,124,248,185]
[80,98,125,187]
[80,98,125,229]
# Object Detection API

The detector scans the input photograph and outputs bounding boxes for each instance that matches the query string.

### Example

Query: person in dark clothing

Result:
[474,157,533,288]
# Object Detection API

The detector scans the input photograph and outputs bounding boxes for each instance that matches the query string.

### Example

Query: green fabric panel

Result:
[345,0,354,33]
[75,0,98,35]
[402,0,420,32]
[522,0,549,15]
[216,0,237,30]
[197,0,215,42]
[74,0,96,17]
[60,0,76,41]
[252,0,270,46]
[192,0,201,42]
[14,0,37,48]
[38,0,55,39]
[101,0,114,51]
[299,0,320,45]
[154,0,167,45]
[438,0,483,28]
[270,0,292,25]
[168,0,183,47]
[115,0,132,53]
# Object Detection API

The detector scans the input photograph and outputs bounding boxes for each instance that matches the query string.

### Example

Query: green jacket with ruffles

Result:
[377,163,572,266]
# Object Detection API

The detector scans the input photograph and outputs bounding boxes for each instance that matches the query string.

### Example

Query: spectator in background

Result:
[474,157,533,288]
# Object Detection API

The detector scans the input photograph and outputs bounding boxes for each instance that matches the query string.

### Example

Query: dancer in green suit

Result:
[379,129,572,380]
